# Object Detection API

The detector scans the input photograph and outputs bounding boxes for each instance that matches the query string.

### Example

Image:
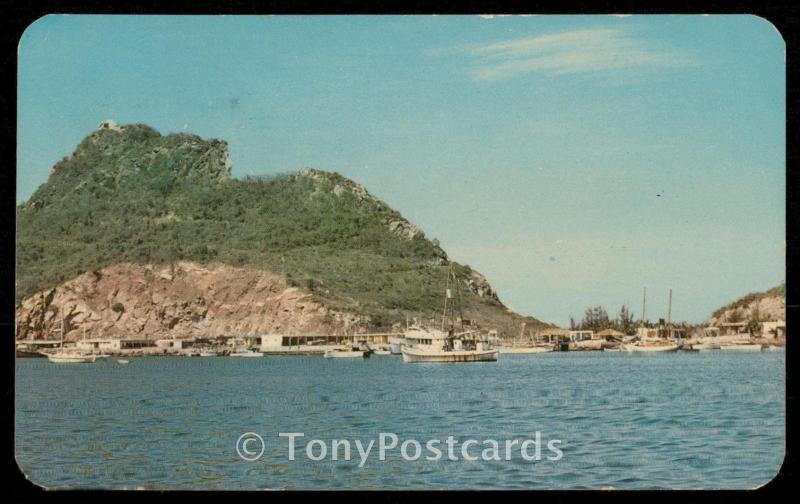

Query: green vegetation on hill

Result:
[16,124,516,329]
[710,284,785,321]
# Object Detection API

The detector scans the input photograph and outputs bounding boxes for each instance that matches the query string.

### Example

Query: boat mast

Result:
[667,288,673,339]
[640,287,647,336]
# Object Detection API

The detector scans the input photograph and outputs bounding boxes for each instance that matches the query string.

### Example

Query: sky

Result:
[17,15,785,326]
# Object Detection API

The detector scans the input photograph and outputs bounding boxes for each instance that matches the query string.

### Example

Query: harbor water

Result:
[15,351,785,490]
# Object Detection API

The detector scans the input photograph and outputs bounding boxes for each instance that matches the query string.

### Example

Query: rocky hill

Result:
[708,284,785,326]
[16,122,547,340]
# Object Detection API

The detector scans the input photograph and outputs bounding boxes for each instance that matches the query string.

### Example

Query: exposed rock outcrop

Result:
[15,262,362,341]
[464,270,500,302]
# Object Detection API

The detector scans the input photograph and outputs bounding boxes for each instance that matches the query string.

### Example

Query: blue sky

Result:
[17,15,785,326]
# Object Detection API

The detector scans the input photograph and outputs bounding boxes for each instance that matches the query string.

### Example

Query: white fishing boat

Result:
[372,349,392,356]
[230,350,264,357]
[720,344,764,352]
[198,349,219,357]
[400,265,498,364]
[623,343,679,353]
[324,347,368,358]
[402,338,498,362]
[117,359,130,365]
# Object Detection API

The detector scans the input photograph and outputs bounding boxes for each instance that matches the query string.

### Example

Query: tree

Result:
[617,305,636,335]
[580,306,610,332]
[727,309,744,323]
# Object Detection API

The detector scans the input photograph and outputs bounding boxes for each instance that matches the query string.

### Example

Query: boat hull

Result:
[720,344,764,352]
[16,350,46,358]
[324,350,367,358]
[498,346,552,354]
[624,344,679,353]
[47,354,97,363]
[401,347,498,363]
[692,343,721,351]
[230,352,264,357]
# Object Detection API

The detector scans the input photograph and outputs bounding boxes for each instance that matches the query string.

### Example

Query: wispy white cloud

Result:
[434,28,693,81]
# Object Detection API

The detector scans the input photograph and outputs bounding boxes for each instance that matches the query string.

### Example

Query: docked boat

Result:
[230,349,264,357]
[372,349,392,356]
[198,349,219,357]
[498,346,552,354]
[400,265,498,364]
[623,288,680,353]
[46,319,97,363]
[623,343,679,353]
[691,342,721,351]
[16,343,47,359]
[47,352,97,363]
[401,335,498,362]
[324,347,368,358]
[388,335,407,354]
[720,344,764,352]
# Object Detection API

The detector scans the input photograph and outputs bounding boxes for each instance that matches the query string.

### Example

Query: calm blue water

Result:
[16,351,784,490]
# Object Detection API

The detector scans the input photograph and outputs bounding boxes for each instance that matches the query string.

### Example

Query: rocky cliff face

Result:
[16,262,360,341]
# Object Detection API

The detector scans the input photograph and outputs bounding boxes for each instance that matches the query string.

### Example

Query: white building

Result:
[761,321,786,339]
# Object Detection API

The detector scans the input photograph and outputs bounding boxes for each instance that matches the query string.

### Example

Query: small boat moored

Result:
[623,343,679,353]
[691,342,721,351]
[324,347,368,358]
[497,346,553,354]
[230,350,265,357]
[46,318,97,363]
[720,344,765,352]
[47,352,97,364]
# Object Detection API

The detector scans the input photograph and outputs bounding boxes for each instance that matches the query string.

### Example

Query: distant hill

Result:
[708,284,786,325]
[16,122,547,339]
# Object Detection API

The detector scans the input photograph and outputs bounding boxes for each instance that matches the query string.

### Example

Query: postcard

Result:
[14,14,786,490]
